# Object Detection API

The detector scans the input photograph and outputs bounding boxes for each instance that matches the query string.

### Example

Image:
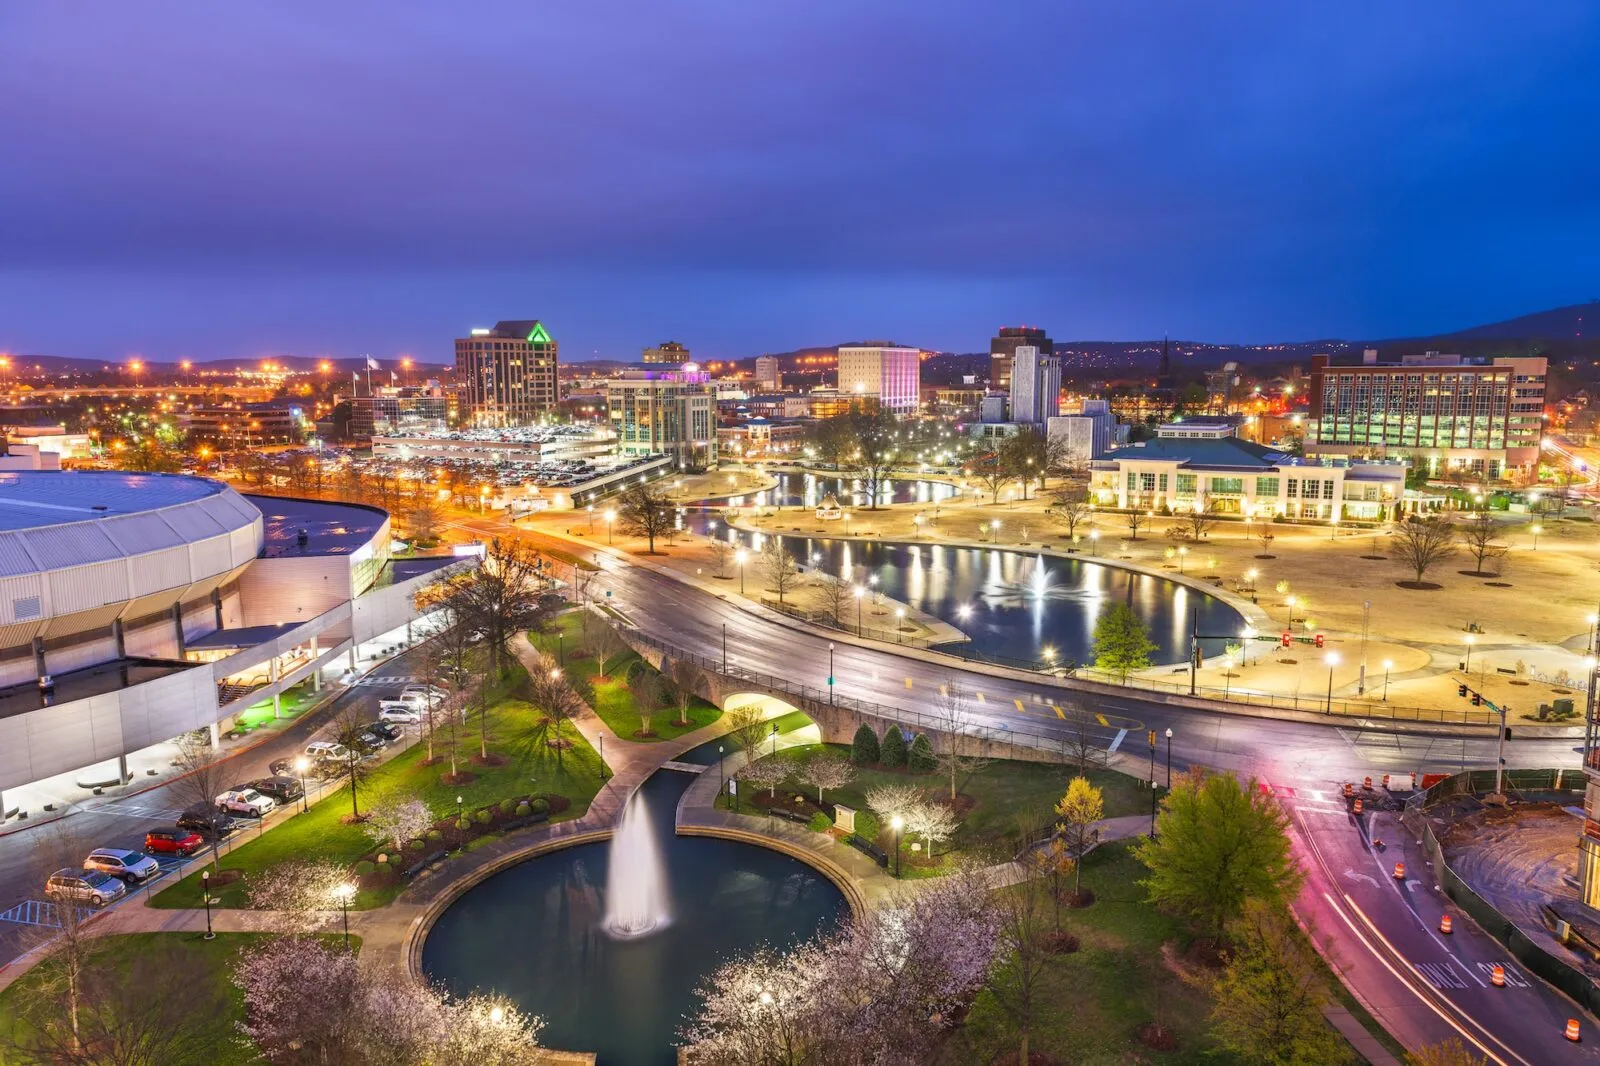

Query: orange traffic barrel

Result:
[1393,862,1406,880]
[1491,965,1505,987]
[1364,775,1373,790]
[1567,1019,1581,1043]
[1353,799,1363,815]
[1344,782,1353,797]
[1439,914,1453,934]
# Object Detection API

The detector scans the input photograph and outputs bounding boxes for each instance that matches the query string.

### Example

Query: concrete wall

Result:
[236,554,353,628]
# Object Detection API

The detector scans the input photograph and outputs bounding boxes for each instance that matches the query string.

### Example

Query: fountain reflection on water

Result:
[603,790,671,939]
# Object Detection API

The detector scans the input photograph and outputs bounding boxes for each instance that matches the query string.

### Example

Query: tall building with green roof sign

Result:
[454,319,560,425]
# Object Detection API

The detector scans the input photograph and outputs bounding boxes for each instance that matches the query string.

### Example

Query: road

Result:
[0,649,430,966]
[490,517,1596,1063]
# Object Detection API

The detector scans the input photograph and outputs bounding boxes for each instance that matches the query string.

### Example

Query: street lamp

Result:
[735,549,748,595]
[1463,633,1475,673]
[1324,652,1340,713]
[718,744,725,798]
[1531,523,1543,550]
[1176,545,1188,574]
[201,869,215,940]
[990,519,1001,543]
[1245,567,1259,604]
[890,815,904,877]
[333,882,356,951]
[1381,658,1393,701]
[770,723,780,758]
[894,607,905,642]
[1089,529,1100,555]
[604,508,616,544]
[828,643,836,705]
[854,586,865,633]
[293,756,310,813]
[1164,728,1173,794]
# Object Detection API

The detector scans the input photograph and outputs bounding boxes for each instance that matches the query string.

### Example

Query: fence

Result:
[1409,767,1585,810]
[624,627,1111,767]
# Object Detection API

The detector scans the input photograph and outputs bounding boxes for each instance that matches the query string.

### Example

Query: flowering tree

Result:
[799,752,855,805]
[1054,776,1104,899]
[236,936,545,1066]
[740,756,790,799]
[903,801,959,859]
[248,859,352,933]
[864,783,924,826]
[365,796,434,855]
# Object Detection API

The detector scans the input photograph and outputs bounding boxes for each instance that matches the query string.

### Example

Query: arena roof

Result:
[0,471,239,532]
[246,495,387,558]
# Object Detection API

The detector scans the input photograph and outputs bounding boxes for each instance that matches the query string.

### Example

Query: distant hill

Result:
[1436,300,1599,341]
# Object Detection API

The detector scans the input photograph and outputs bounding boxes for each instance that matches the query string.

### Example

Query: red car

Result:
[143,826,204,856]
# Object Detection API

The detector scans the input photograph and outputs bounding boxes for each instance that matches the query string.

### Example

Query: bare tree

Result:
[1254,527,1276,556]
[1178,493,1220,541]
[330,704,378,820]
[618,481,676,552]
[1049,484,1094,541]
[800,752,855,806]
[626,662,665,737]
[1459,511,1507,575]
[168,733,232,872]
[966,450,1007,503]
[931,682,988,800]
[1392,517,1458,585]
[726,704,770,761]
[1059,701,1104,772]
[585,624,629,681]
[987,866,1054,1066]
[817,573,853,627]
[707,537,734,578]
[760,537,800,604]
[438,537,552,676]
[25,826,105,1055]
[666,658,703,727]
[515,662,587,776]
[1124,507,1147,540]
[407,498,444,545]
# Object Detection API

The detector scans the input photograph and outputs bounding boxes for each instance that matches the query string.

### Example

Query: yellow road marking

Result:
[1095,713,1109,727]
[976,691,986,703]
[1013,698,1025,712]
[938,684,948,697]
[1053,704,1066,719]
[905,677,913,690]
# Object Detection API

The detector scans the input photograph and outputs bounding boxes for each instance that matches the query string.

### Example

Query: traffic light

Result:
[1148,729,1156,748]
[1458,683,1468,697]
[1281,631,1292,648]
[1471,692,1482,706]
[1314,633,1325,649]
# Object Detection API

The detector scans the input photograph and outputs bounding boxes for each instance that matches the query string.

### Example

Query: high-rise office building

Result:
[1008,345,1061,425]
[754,355,782,390]
[608,366,718,468]
[990,326,1053,391]
[642,341,690,365]
[454,320,559,425]
[836,345,921,414]
[1307,350,1546,478]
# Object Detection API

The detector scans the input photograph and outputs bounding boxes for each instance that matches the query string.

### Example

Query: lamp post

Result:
[735,549,747,595]
[1324,652,1340,713]
[890,815,903,877]
[1089,529,1100,556]
[1245,567,1259,604]
[894,608,905,642]
[1147,731,1157,838]
[828,643,835,705]
[604,509,616,544]
[990,519,1001,544]
[1531,523,1542,551]
[1381,659,1393,701]
[854,586,865,635]
[598,732,605,779]
[201,869,215,940]
[722,622,728,672]
[334,882,355,952]
[1176,545,1188,574]
[1164,727,1172,791]
[718,744,725,798]
[294,756,310,813]
[770,723,779,758]
[1463,633,1475,673]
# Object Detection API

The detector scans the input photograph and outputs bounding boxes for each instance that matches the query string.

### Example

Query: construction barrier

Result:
[1353,799,1363,816]
[1393,862,1406,880]
[1567,1019,1581,1043]
[1439,914,1452,934]
[1490,964,1505,987]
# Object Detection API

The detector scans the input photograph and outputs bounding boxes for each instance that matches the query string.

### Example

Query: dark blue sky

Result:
[2,2,1597,362]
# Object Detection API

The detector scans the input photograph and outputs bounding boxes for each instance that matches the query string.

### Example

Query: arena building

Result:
[0,471,466,813]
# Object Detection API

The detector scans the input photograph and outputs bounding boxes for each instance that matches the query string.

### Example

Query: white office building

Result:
[754,356,782,390]
[1047,400,1119,463]
[837,346,921,414]
[1009,345,1061,425]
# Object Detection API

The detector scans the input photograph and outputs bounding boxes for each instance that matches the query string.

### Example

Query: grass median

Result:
[152,695,604,911]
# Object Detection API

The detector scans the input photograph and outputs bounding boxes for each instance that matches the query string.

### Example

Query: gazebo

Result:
[815,493,843,521]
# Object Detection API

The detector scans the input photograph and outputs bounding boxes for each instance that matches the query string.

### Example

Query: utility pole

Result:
[1147,729,1157,838]
[1188,608,1199,696]
[1496,703,1508,797]
[1357,599,1370,696]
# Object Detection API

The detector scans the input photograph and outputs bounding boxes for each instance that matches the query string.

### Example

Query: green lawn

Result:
[723,743,1148,868]
[235,682,320,729]
[0,932,356,1065]
[531,612,723,741]
[152,693,605,911]
[938,842,1220,1065]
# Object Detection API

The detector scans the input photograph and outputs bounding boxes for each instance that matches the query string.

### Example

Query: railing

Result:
[624,627,1105,763]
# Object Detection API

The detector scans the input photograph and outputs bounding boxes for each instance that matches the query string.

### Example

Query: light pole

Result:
[854,586,865,634]
[735,549,747,595]
[294,756,309,813]
[1147,731,1157,838]
[1164,727,1172,792]
[894,608,905,642]
[1531,523,1542,550]
[604,509,616,544]
[1324,652,1340,713]
[1381,659,1393,701]
[201,869,215,940]
[334,882,355,952]
[1177,546,1188,574]
[990,519,1001,544]
[1245,567,1259,604]
[1463,633,1475,673]
[890,815,903,877]
[718,744,725,799]
[598,732,605,779]
[770,723,779,758]
[1089,529,1100,556]
[828,643,836,705]
[722,622,728,672]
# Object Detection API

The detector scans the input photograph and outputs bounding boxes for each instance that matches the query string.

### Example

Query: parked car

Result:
[247,776,304,804]
[355,727,393,751]
[304,741,351,763]
[364,720,402,741]
[176,803,232,836]
[46,869,126,907]
[83,848,161,883]
[215,789,275,817]
[400,685,448,703]
[144,826,205,856]
[377,704,423,723]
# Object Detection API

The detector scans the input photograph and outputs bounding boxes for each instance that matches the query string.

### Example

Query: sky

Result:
[1,2,1598,363]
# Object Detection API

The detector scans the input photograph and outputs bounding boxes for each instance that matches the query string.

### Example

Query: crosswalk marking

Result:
[1415,961,1470,990]
[1108,728,1128,753]
[80,800,185,821]
[0,899,92,928]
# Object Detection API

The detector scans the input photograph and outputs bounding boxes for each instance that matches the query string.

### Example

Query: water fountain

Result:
[603,789,671,939]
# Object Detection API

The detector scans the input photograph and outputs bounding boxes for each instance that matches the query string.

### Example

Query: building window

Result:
[1139,473,1156,492]
[1256,476,1279,497]
[1286,479,1298,499]
[1322,480,1336,500]
[1176,474,1196,494]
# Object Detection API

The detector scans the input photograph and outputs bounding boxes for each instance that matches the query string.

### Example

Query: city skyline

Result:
[3,3,1598,361]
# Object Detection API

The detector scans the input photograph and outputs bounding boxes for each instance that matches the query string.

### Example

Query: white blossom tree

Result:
[740,757,790,799]
[248,859,352,932]
[903,801,960,859]
[365,796,435,855]
[799,752,855,806]
[864,783,924,826]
